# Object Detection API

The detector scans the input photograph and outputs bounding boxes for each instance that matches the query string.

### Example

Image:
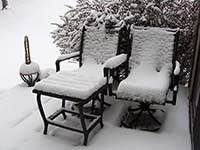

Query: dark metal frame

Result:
[167,28,180,105]
[20,72,39,87]
[189,7,200,150]
[33,84,107,146]
[193,94,200,150]
[103,25,131,96]
[120,103,163,131]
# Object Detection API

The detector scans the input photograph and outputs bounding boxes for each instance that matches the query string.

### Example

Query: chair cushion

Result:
[129,28,175,72]
[34,64,106,100]
[82,27,119,64]
[116,64,171,104]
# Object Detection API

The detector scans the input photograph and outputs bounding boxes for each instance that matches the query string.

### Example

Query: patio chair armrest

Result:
[55,51,80,72]
[104,54,127,69]
[173,61,180,76]
[103,54,127,96]
[167,61,181,105]
[172,61,181,89]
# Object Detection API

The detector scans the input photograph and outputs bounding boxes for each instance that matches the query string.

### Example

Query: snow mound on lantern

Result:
[20,61,40,75]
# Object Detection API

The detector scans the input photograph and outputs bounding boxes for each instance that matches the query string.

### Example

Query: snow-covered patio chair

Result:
[32,25,129,145]
[116,27,180,130]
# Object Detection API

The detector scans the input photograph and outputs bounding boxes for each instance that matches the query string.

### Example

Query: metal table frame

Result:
[33,84,107,145]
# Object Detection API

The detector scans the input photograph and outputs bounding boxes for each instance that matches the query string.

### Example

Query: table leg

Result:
[36,94,48,134]
[62,99,67,119]
[100,92,104,128]
[78,104,88,146]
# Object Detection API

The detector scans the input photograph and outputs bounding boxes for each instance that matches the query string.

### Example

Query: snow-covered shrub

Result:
[1,0,8,10]
[51,0,198,86]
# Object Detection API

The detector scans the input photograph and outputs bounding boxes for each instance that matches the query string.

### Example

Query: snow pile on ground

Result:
[0,84,191,150]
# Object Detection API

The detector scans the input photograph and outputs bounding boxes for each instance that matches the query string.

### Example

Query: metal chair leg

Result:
[100,92,104,128]
[36,94,49,135]
[148,109,161,125]
[43,123,48,135]
[121,103,163,130]
[61,99,67,120]
[130,110,143,127]
[78,104,88,146]
[96,95,111,108]
[91,99,96,114]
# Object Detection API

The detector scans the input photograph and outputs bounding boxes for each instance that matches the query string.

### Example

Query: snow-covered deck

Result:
[0,84,190,150]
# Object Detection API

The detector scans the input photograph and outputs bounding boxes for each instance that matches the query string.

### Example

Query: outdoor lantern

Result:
[19,36,40,87]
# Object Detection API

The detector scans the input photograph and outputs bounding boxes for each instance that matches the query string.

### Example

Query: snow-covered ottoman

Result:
[33,69,108,145]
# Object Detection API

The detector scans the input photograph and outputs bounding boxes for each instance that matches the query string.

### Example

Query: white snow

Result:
[0,1,191,150]
[82,27,119,64]
[104,54,127,69]
[34,64,106,99]
[152,6,161,13]
[117,64,171,104]
[20,61,40,75]
[129,27,175,71]
[39,68,56,80]
[57,51,80,61]
[140,15,147,22]
[174,85,178,91]
[0,84,191,150]
[131,3,138,8]
[0,0,76,89]
[174,61,181,75]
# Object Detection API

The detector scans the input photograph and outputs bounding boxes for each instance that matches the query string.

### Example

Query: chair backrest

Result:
[129,27,179,73]
[79,25,128,66]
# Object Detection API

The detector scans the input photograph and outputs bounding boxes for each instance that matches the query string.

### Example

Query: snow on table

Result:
[34,63,106,99]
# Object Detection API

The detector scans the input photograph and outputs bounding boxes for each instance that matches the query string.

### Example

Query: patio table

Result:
[33,73,108,145]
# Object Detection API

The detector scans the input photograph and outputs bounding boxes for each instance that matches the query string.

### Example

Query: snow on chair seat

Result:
[117,64,171,104]
[34,65,106,99]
